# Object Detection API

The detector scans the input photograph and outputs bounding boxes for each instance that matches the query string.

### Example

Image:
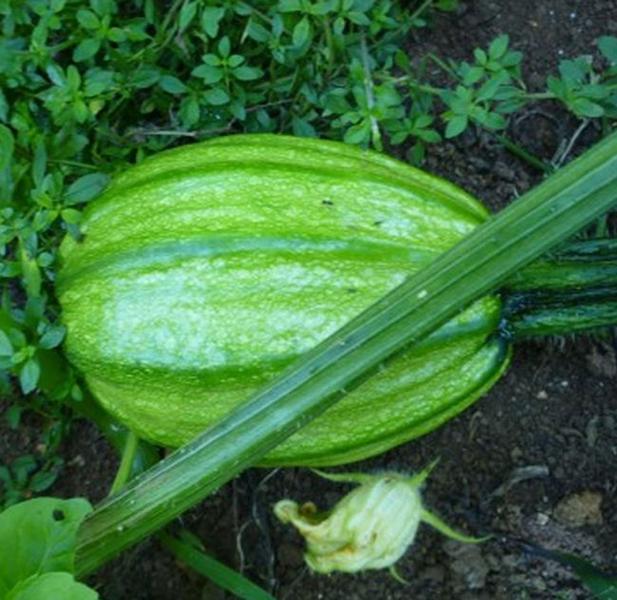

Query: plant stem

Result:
[385,74,444,96]
[71,393,159,478]
[360,35,381,149]
[409,0,434,23]
[504,237,617,337]
[523,92,557,101]
[427,52,458,79]
[495,134,554,174]
[109,431,139,495]
[74,131,617,577]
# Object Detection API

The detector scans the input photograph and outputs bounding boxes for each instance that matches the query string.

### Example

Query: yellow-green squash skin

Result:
[58,134,510,466]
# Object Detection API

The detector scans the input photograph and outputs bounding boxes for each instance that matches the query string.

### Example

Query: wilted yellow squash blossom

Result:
[274,466,484,574]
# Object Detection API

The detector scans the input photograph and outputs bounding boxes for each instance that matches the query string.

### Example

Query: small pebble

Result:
[554,491,603,527]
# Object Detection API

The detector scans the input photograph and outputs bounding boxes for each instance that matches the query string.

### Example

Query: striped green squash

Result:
[58,134,509,466]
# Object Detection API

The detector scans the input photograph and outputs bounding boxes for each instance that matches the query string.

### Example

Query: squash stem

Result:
[504,237,617,338]
[74,131,617,577]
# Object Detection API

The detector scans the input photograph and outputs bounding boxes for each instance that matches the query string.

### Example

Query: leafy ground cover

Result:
[1,0,617,598]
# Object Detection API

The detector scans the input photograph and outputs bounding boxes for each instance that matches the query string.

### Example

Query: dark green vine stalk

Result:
[73,131,617,576]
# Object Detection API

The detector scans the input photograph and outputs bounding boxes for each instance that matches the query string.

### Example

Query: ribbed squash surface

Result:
[58,135,509,466]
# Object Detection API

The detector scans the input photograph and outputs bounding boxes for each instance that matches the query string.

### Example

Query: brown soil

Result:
[3,1,617,598]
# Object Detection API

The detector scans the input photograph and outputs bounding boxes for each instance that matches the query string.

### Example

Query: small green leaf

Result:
[64,173,109,205]
[179,1,197,31]
[462,66,484,85]
[19,358,40,394]
[73,39,101,62]
[232,66,262,81]
[292,116,316,137]
[107,27,127,42]
[445,114,468,138]
[39,325,66,350]
[159,75,188,94]
[6,404,23,429]
[29,470,59,493]
[0,89,8,121]
[76,9,100,29]
[204,88,230,105]
[191,64,222,84]
[0,125,14,172]
[570,97,605,118]
[218,36,231,58]
[245,19,269,42]
[179,96,200,127]
[598,36,617,64]
[344,120,371,145]
[488,34,509,60]
[0,498,93,597]
[292,16,311,47]
[61,209,83,225]
[6,572,98,600]
[19,246,42,298]
[201,6,225,38]
[477,73,510,102]
[473,48,487,65]
[132,67,160,89]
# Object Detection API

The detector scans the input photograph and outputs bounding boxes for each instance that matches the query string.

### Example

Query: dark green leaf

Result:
[217,36,231,58]
[160,533,274,600]
[39,325,66,350]
[19,358,40,394]
[76,9,100,29]
[462,65,484,85]
[192,64,222,84]
[292,17,311,47]
[159,76,188,94]
[204,88,230,105]
[29,471,59,493]
[343,120,371,145]
[73,39,101,62]
[201,6,225,38]
[488,34,509,60]
[5,405,23,429]
[233,66,262,81]
[179,96,200,127]
[0,330,12,357]
[245,19,270,43]
[107,27,126,42]
[292,116,316,137]
[525,544,617,599]
[132,67,160,89]
[279,0,301,12]
[179,1,197,31]
[0,125,12,177]
[476,72,510,102]
[570,97,605,118]
[0,89,7,122]
[64,173,109,205]
[445,114,468,138]
[598,36,617,64]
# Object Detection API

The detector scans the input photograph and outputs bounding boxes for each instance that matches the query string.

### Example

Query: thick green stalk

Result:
[74,131,617,576]
[508,238,617,292]
[504,237,617,337]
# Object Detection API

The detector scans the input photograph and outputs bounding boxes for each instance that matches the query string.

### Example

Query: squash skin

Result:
[58,134,509,466]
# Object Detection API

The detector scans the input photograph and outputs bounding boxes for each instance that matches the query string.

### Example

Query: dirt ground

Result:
[3,1,617,598]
